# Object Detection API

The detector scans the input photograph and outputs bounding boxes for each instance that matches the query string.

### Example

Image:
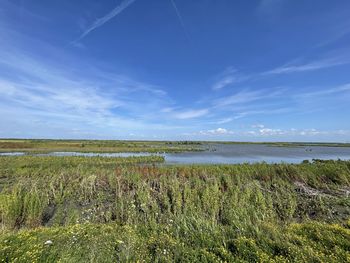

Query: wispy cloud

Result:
[211,67,252,91]
[212,76,236,91]
[212,67,237,90]
[173,108,209,119]
[317,24,350,48]
[251,124,265,129]
[170,0,191,42]
[257,128,284,136]
[214,90,262,107]
[213,89,283,108]
[186,127,350,139]
[314,10,350,48]
[202,128,234,135]
[0,36,180,138]
[216,117,234,124]
[296,83,350,98]
[264,55,350,75]
[257,0,287,17]
[247,127,350,137]
[76,0,136,42]
[234,108,292,119]
[184,127,234,136]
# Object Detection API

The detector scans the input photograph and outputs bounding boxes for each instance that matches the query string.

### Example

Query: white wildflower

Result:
[44,240,53,245]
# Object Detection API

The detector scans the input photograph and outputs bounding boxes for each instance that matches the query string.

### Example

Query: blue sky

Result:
[1,0,350,141]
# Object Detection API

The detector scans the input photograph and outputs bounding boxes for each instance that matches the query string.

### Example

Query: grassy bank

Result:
[205,141,350,147]
[0,139,203,153]
[2,139,350,155]
[0,156,350,262]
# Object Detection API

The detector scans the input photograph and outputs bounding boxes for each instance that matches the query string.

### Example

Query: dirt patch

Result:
[294,182,327,197]
[294,182,350,198]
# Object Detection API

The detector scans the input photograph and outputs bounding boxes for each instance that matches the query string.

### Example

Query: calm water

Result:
[0,152,26,156]
[165,144,350,164]
[1,144,350,164]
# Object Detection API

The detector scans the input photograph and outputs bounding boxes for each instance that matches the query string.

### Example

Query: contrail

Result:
[169,0,191,43]
[76,0,136,42]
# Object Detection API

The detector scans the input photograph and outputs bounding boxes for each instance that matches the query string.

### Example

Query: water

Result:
[36,152,157,158]
[165,144,350,164]
[0,152,26,156]
[1,144,350,164]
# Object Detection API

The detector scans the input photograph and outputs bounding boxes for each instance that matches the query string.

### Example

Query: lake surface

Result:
[1,144,350,164]
[165,144,350,164]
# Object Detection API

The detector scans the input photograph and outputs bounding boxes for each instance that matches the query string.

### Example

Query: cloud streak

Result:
[212,89,285,108]
[0,37,181,138]
[212,68,239,90]
[264,55,350,75]
[170,0,191,42]
[76,0,136,41]
[172,108,209,119]
[212,76,236,90]
[296,83,350,98]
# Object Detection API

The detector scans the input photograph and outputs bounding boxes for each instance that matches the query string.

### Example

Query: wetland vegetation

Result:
[2,139,350,155]
[0,139,203,154]
[1,154,350,262]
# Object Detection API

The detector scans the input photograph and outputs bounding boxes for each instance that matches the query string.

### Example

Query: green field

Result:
[1,139,350,155]
[0,139,203,153]
[1,155,350,262]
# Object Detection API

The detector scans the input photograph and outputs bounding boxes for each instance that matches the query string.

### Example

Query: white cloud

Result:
[258,128,284,136]
[0,41,180,138]
[212,76,236,90]
[211,67,248,91]
[186,128,234,136]
[173,109,209,119]
[214,90,264,107]
[216,117,234,124]
[213,88,286,110]
[252,124,265,128]
[206,128,234,135]
[245,128,350,137]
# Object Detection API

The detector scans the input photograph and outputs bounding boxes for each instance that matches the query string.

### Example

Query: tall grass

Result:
[0,157,349,262]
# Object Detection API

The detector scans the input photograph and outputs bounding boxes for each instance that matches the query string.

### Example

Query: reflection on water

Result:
[1,144,350,164]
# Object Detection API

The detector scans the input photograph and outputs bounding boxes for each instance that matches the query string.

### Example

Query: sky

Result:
[0,0,350,142]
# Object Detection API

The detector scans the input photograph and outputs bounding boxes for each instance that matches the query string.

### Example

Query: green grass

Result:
[0,156,350,262]
[204,141,350,147]
[1,221,350,262]
[1,139,349,155]
[0,139,203,153]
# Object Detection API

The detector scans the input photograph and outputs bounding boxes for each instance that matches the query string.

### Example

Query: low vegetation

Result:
[2,139,349,155]
[0,156,350,262]
[209,141,350,147]
[0,139,203,153]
